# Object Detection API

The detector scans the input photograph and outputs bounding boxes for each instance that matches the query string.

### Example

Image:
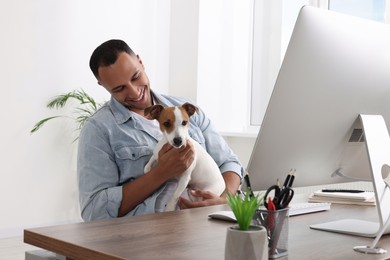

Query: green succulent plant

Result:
[31,89,103,140]
[227,192,263,231]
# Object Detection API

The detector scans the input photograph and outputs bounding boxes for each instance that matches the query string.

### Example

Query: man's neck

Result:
[129,92,156,118]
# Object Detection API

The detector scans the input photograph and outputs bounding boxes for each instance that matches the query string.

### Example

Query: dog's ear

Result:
[182,102,198,117]
[144,106,153,117]
[145,105,164,119]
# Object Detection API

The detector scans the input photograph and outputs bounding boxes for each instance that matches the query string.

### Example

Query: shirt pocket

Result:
[115,145,154,183]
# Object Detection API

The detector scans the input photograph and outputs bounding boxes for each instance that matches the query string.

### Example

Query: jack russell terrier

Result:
[144,102,226,211]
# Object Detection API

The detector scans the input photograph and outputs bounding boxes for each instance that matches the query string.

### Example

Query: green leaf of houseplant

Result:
[227,192,263,231]
[30,116,62,134]
[31,89,103,139]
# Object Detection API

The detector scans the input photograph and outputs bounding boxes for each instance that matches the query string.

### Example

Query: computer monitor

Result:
[247,6,390,237]
[248,6,390,190]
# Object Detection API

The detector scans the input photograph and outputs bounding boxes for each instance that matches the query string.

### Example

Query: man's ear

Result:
[136,54,144,69]
[145,105,164,119]
[182,102,198,117]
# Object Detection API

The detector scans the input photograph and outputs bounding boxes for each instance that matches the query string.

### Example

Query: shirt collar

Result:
[108,91,168,125]
[108,97,132,124]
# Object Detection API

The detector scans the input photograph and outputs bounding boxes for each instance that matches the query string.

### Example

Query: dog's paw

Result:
[144,158,158,174]
[144,164,151,173]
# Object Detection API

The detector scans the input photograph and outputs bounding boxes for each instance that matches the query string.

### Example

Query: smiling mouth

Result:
[129,88,145,103]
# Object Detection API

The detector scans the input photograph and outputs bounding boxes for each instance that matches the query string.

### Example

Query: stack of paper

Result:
[308,189,376,206]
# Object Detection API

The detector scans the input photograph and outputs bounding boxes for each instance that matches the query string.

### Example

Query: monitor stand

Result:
[310,114,390,238]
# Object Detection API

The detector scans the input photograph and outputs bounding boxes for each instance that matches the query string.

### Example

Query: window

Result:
[196,0,389,136]
[329,0,386,22]
[197,0,254,135]
[250,0,390,128]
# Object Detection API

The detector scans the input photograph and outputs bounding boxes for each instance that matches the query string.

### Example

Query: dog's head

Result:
[145,102,198,148]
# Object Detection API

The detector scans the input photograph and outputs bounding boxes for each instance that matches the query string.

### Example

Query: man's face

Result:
[97,52,152,115]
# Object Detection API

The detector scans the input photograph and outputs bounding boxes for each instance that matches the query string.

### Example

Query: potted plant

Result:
[31,89,103,141]
[225,192,268,260]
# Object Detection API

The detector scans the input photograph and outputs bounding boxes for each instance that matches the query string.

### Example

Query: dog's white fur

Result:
[144,102,226,211]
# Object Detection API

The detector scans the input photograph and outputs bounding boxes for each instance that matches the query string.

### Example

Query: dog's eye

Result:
[182,120,187,126]
[163,121,171,128]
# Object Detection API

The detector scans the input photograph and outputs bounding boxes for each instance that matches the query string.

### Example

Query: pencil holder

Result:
[253,207,289,259]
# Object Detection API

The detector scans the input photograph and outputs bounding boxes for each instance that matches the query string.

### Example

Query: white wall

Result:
[0,0,171,238]
[0,0,255,238]
[168,0,199,102]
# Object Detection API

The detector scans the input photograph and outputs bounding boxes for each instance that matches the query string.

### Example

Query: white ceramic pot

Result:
[225,225,268,260]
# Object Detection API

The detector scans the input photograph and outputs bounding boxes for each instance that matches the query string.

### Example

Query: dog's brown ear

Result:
[145,105,164,119]
[144,106,153,116]
[182,102,198,117]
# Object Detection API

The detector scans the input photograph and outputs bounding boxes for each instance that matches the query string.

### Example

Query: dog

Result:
[144,102,226,211]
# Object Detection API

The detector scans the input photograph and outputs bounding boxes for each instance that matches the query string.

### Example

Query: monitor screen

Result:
[247,6,390,190]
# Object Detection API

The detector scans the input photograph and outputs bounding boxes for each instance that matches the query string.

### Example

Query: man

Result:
[77,39,243,221]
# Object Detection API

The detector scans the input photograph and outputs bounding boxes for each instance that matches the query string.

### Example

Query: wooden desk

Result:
[24,204,390,260]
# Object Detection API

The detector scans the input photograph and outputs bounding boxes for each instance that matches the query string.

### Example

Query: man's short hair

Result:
[89,39,135,79]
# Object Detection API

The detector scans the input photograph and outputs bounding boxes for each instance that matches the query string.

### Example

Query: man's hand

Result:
[157,141,195,180]
[178,189,226,209]
[118,141,195,217]
[178,171,241,209]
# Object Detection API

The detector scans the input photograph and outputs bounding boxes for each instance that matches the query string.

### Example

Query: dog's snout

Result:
[173,137,182,147]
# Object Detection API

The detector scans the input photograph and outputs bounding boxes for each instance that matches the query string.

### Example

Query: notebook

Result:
[308,189,376,206]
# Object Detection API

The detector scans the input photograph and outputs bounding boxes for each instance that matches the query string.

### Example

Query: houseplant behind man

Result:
[77,39,243,221]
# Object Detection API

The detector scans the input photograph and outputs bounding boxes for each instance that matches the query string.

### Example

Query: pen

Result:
[266,197,276,249]
[287,169,295,187]
[282,174,290,188]
[267,197,276,211]
[244,173,254,198]
[273,179,280,205]
[322,189,365,193]
[282,169,295,188]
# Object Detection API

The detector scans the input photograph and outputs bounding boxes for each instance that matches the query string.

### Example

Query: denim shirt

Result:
[77,92,243,221]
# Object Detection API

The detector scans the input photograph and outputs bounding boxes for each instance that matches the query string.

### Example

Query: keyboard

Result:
[208,202,331,222]
[289,202,331,216]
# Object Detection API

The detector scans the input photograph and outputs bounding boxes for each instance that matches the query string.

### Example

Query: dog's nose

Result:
[173,137,182,147]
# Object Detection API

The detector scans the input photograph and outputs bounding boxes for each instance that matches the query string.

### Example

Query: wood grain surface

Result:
[24,204,390,260]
